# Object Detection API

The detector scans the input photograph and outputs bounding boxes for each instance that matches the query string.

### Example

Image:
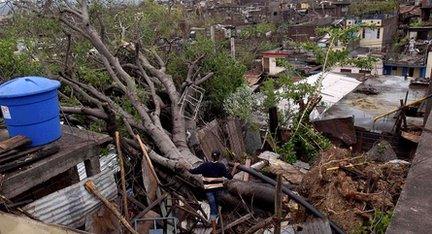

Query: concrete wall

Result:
[386,96,432,233]
[333,59,384,75]
[426,51,432,78]
[384,66,426,78]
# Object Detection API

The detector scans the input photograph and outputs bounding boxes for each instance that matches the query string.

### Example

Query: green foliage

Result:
[77,66,111,89]
[349,0,398,16]
[410,19,423,27]
[301,26,362,69]
[342,56,379,71]
[261,79,278,109]
[356,210,393,234]
[92,0,184,46]
[168,37,246,112]
[0,38,43,79]
[223,85,256,123]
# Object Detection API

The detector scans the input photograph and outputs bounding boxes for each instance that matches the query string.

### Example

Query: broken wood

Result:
[0,146,43,165]
[229,162,345,234]
[136,134,160,203]
[133,193,168,221]
[0,194,39,221]
[258,151,303,184]
[274,174,282,234]
[0,145,59,173]
[217,213,252,233]
[115,131,130,223]
[245,216,274,234]
[84,180,138,234]
[0,136,31,156]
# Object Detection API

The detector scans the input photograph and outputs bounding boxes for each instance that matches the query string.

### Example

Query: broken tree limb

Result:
[115,131,130,223]
[84,180,138,234]
[229,163,345,234]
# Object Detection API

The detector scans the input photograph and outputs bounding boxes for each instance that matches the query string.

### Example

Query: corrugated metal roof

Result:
[23,170,117,228]
[277,72,361,120]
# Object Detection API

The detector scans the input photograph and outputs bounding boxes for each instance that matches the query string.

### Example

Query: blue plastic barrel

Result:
[0,76,61,146]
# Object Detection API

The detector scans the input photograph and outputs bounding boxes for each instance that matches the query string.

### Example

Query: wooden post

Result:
[84,180,138,234]
[274,174,282,234]
[115,131,130,222]
[84,146,101,177]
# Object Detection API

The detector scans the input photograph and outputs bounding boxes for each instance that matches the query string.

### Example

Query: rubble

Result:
[297,147,409,231]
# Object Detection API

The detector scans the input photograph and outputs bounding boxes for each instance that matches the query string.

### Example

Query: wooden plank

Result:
[84,180,138,234]
[115,132,129,224]
[0,145,59,173]
[197,120,226,160]
[0,136,30,155]
[225,117,246,159]
[0,146,43,164]
[1,142,97,198]
[1,127,110,198]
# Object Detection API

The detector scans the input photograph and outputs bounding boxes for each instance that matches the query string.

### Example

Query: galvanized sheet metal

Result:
[23,170,117,228]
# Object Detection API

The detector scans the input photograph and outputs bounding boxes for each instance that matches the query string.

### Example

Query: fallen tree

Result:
[10,1,346,232]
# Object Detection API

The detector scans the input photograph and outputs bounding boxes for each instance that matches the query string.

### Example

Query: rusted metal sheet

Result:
[197,120,226,160]
[225,117,246,159]
[0,212,86,234]
[23,170,117,228]
[312,117,357,145]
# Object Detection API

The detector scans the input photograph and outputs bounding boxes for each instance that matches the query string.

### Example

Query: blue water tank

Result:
[0,76,61,146]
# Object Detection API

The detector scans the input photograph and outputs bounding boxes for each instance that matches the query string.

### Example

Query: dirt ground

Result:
[295,147,409,231]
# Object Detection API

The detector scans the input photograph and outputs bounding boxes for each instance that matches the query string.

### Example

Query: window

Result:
[362,29,366,39]
[392,66,397,71]
[377,28,381,39]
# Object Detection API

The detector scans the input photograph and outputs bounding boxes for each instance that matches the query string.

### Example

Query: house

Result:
[332,48,384,75]
[346,14,398,49]
[383,40,432,78]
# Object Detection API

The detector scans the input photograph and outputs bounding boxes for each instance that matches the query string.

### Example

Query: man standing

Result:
[189,150,238,231]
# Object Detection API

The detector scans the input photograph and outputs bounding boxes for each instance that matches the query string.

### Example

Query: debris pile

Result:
[297,147,409,231]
